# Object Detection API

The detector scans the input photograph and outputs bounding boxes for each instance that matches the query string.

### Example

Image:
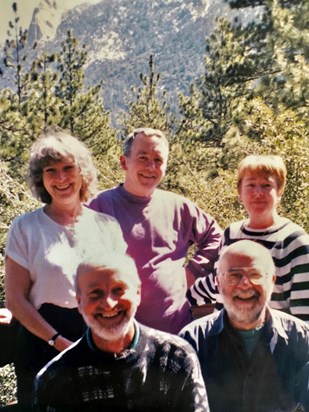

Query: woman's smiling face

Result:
[42,158,83,206]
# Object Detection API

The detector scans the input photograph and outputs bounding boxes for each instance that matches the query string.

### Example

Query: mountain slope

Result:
[7,0,256,118]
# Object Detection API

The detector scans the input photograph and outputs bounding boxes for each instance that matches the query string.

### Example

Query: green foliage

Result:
[0,2,36,111]
[28,52,60,127]
[121,55,172,137]
[0,164,39,304]
[54,30,118,167]
[56,30,88,133]
[0,92,35,182]
[0,364,16,406]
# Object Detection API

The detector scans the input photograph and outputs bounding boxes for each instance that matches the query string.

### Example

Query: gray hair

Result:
[75,252,141,293]
[123,127,169,157]
[27,126,98,204]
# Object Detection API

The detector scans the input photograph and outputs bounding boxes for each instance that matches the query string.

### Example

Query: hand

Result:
[0,308,13,325]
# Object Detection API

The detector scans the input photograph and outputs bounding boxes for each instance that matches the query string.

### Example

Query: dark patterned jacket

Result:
[33,321,209,412]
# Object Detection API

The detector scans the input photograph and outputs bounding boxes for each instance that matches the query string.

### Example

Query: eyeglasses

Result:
[220,268,271,286]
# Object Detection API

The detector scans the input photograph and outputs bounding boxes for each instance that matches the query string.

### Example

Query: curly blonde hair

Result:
[27,126,98,204]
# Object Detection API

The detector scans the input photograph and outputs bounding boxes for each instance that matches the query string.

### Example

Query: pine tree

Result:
[0,85,35,182]
[55,30,116,159]
[0,2,35,113]
[269,1,309,117]
[198,14,280,145]
[226,0,309,119]
[0,2,39,178]
[121,55,171,137]
[27,52,60,128]
[55,30,88,133]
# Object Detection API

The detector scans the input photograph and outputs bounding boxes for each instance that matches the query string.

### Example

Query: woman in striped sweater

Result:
[189,155,309,322]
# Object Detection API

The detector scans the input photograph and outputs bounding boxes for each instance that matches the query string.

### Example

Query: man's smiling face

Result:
[216,244,275,330]
[77,266,141,344]
[121,132,169,197]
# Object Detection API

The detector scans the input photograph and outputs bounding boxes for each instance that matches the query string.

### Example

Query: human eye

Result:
[137,155,147,161]
[63,164,76,173]
[88,289,103,300]
[43,166,56,175]
[112,286,126,297]
[225,271,241,284]
[248,272,263,284]
[155,157,163,165]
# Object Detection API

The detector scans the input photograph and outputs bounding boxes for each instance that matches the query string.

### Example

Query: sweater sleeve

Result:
[186,223,227,306]
[176,351,210,412]
[288,230,309,322]
[33,366,78,412]
[184,201,222,279]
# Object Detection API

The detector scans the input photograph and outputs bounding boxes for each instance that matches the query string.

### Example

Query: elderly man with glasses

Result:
[179,240,309,412]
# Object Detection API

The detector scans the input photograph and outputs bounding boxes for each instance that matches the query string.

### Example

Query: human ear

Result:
[136,286,142,305]
[120,155,127,171]
[76,293,82,313]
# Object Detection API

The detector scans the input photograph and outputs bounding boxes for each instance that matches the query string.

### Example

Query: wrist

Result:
[48,332,61,346]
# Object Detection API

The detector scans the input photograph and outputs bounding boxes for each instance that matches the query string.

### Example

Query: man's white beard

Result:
[83,312,135,342]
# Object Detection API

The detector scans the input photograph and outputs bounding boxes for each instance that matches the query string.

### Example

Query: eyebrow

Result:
[244,176,273,181]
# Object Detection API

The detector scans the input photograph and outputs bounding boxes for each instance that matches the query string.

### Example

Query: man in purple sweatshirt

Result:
[89,127,222,333]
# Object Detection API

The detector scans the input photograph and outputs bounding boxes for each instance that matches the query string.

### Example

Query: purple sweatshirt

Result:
[89,184,222,333]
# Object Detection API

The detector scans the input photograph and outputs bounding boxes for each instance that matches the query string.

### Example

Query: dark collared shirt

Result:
[179,308,309,412]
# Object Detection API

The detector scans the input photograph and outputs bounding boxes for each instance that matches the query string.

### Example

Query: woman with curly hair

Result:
[4,126,126,409]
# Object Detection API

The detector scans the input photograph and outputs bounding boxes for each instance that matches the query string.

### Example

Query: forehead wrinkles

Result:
[86,278,127,290]
[133,134,168,151]
[79,268,140,291]
[219,251,266,274]
[135,148,167,160]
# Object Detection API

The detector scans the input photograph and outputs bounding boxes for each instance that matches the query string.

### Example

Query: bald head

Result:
[217,240,275,275]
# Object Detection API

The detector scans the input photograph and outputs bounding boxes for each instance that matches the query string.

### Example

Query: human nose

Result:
[54,169,66,181]
[101,293,117,309]
[145,159,156,169]
[253,186,263,197]
[238,275,251,287]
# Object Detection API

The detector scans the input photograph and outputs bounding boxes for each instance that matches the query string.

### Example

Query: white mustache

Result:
[234,290,259,299]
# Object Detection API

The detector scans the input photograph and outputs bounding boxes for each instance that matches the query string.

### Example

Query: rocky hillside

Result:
[6,0,258,117]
